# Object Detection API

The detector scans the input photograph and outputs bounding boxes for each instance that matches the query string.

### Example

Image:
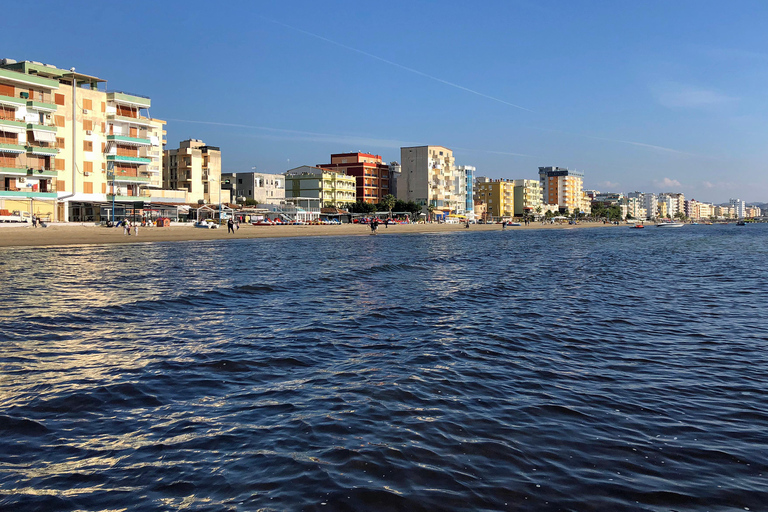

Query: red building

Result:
[319,152,392,204]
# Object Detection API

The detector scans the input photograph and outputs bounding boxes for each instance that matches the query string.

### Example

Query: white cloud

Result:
[599,181,620,189]
[652,82,736,109]
[654,177,683,189]
[703,181,715,189]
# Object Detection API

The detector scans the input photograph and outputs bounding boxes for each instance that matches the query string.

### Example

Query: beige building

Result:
[163,139,227,205]
[398,146,467,214]
[0,59,166,221]
[222,171,284,205]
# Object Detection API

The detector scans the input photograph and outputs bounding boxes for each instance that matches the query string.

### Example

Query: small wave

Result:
[0,415,50,436]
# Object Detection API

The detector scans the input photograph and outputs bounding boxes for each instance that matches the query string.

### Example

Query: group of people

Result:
[121,219,139,236]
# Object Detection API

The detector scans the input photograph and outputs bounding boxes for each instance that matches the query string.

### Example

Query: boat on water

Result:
[656,222,685,228]
[629,224,645,229]
[736,221,746,226]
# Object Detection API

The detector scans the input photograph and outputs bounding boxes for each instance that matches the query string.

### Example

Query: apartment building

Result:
[474,178,515,219]
[538,166,585,213]
[658,192,685,218]
[0,59,166,221]
[512,179,541,216]
[729,198,746,218]
[163,139,225,205]
[284,166,356,208]
[319,152,393,204]
[398,146,469,214]
[221,171,284,204]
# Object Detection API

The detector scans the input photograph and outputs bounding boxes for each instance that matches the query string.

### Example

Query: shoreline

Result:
[0,221,621,248]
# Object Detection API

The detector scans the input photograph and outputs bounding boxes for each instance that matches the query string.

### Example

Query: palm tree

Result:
[427,204,435,222]
[380,194,396,218]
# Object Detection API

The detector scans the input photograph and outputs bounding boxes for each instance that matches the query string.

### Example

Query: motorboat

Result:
[656,222,685,228]
[629,224,645,229]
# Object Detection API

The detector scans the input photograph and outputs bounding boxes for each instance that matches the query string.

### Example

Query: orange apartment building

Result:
[319,152,394,204]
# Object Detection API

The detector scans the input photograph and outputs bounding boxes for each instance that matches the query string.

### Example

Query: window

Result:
[102,183,107,194]
[83,120,93,131]
[55,159,65,171]
[83,182,93,194]
[57,180,66,191]
[55,115,65,127]
[82,99,92,111]
[56,137,65,149]
[83,141,93,152]
[101,102,106,113]
[83,161,93,174]
[55,94,65,106]
[101,142,106,153]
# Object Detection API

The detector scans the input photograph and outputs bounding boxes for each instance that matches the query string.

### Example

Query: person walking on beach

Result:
[227,217,235,234]
[134,222,139,236]
[123,219,130,235]
[31,215,37,228]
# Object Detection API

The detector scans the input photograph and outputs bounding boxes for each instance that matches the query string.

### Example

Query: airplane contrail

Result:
[262,17,535,114]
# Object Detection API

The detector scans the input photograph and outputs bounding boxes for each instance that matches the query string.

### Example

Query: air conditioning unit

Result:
[85,130,92,135]
[17,177,26,183]
[83,172,91,176]
[83,109,89,114]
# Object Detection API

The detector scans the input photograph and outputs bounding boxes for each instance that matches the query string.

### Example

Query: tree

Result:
[379,194,396,217]
[535,205,543,219]
[427,204,435,222]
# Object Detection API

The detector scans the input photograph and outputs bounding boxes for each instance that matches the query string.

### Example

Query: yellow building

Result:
[474,178,515,219]
[0,59,166,222]
[284,166,356,208]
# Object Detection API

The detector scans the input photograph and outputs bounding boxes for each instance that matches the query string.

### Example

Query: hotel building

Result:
[163,139,225,205]
[538,166,585,214]
[512,179,541,216]
[474,178,515,219]
[284,166,356,208]
[0,59,166,221]
[398,146,470,215]
[318,152,392,204]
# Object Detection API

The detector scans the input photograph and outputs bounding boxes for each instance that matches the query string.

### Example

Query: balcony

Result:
[0,95,26,108]
[26,100,57,113]
[0,119,27,132]
[107,91,151,109]
[26,123,57,132]
[107,134,151,146]
[107,155,152,164]
[106,114,156,127]
[0,189,57,199]
[110,174,150,184]
[0,68,59,89]
[0,142,27,154]
[106,194,146,202]
[26,145,58,156]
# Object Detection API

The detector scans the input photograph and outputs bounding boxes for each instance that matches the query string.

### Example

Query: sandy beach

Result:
[0,221,620,248]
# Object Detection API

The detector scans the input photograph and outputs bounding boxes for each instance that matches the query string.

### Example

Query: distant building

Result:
[221,171,284,205]
[398,146,469,214]
[729,198,746,218]
[318,152,392,204]
[458,165,475,215]
[474,178,515,219]
[163,139,225,205]
[284,165,355,208]
[512,179,541,216]
[658,192,685,218]
[628,192,658,220]
[538,166,584,213]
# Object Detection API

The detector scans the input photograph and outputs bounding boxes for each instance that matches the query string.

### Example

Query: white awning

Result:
[33,130,57,143]
[0,125,25,134]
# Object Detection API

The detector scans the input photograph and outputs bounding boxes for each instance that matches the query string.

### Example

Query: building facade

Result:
[512,179,541,216]
[0,59,166,222]
[221,171,284,205]
[398,146,468,214]
[284,166,355,208]
[319,152,392,204]
[163,139,224,205]
[474,178,515,219]
[538,166,585,213]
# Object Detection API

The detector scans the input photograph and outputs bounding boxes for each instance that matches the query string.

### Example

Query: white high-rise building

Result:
[399,146,467,214]
[729,198,746,218]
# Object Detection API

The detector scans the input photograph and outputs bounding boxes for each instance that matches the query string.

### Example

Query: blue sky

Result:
[5,0,768,202]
